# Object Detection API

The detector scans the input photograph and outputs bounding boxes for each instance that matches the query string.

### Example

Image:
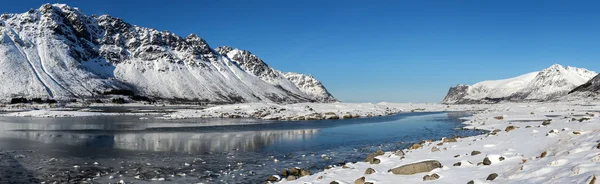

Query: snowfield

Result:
[271,101,600,184]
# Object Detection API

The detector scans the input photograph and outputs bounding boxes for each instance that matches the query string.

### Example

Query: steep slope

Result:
[565,74,600,99]
[442,64,597,104]
[0,4,336,103]
[281,72,338,102]
[515,64,597,100]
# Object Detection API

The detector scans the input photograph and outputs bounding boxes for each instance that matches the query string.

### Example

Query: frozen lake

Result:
[0,111,481,183]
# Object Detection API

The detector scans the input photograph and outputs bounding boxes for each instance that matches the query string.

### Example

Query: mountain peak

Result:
[545,64,566,71]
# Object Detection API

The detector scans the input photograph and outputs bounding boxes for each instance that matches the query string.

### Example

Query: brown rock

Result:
[471,151,482,156]
[287,175,297,181]
[431,147,440,152]
[467,180,475,184]
[542,119,552,126]
[375,149,385,156]
[483,157,492,165]
[289,168,300,176]
[423,173,440,181]
[591,175,597,184]
[505,126,517,132]
[388,160,442,175]
[494,116,504,120]
[540,151,548,158]
[365,168,376,175]
[371,158,381,164]
[317,176,324,180]
[300,169,310,176]
[453,162,462,166]
[354,176,366,184]
[267,175,280,182]
[282,169,288,177]
[410,143,422,150]
[573,131,581,135]
[487,173,499,181]
[330,181,340,184]
[443,137,457,143]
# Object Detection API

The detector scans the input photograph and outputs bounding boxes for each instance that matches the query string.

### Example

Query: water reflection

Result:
[0,112,478,157]
[0,122,318,153]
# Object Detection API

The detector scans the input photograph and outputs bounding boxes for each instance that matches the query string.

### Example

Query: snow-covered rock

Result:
[564,74,600,100]
[443,64,597,104]
[281,72,337,102]
[0,4,335,104]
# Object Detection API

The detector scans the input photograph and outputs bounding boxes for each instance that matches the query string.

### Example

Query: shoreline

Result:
[276,101,600,184]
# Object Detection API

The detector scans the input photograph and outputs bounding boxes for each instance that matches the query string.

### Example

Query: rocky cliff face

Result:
[281,72,338,103]
[0,4,336,103]
[565,74,600,99]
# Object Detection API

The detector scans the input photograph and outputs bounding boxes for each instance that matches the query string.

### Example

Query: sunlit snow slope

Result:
[0,4,337,103]
[443,64,597,104]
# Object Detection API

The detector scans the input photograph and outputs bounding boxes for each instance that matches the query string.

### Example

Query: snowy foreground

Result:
[3,102,600,183]
[273,102,600,184]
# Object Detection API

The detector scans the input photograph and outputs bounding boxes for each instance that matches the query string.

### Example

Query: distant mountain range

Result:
[0,4,337,103]
[443,64,600,104]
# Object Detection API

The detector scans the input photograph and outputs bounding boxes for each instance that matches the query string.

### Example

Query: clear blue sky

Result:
[4,0,600,102]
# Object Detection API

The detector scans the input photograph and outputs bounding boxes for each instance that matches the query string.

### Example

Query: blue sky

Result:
[5,0,600,102]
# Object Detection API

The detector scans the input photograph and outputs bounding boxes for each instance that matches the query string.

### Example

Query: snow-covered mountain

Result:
[0,4,337,103]
[442,64,597,104]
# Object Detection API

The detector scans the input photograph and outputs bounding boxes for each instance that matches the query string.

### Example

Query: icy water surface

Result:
[0,111,481,183]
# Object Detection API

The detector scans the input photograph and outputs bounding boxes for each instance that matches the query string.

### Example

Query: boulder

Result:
[287,175,297,181]
[365,168,376,175]
[266,175,280,182]
[505,126,517,132]
[540,151,548,158]
[300,169,310,176]
[542,120,552,126]
[410,143,422,150]
[423,173,440,181]
[388,160,442,175]
[483,157,492,165]
[375,149,385,156]
[443,137,457,143]
[486,173,498,181]
[354,176,366,184]
[471,151,481,156]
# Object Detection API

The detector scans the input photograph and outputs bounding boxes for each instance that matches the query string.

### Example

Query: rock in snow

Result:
[0,4,336,103]
[442,64,597,104]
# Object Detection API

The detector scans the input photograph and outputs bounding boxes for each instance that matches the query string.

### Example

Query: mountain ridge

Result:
[442,64,597,104]
[0,3,337,103]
